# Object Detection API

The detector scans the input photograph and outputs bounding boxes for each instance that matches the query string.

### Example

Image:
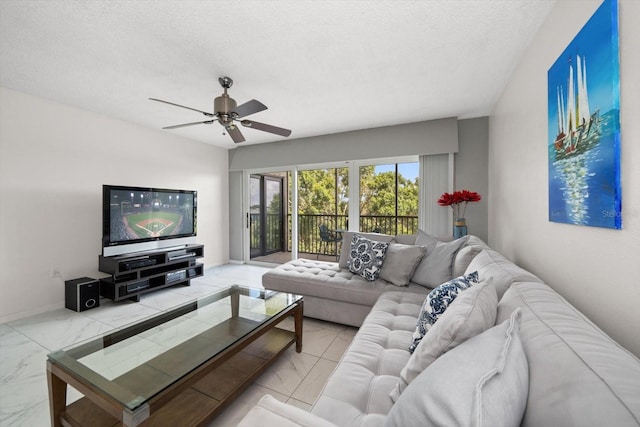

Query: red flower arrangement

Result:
[437,190,481,219]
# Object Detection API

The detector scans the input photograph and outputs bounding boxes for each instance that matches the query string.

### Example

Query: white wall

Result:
[489,0,640,356]
[0,87,229,323]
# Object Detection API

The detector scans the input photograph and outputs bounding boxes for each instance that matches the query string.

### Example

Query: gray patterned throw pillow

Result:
[409,271,479,353]
[347,234,389,281]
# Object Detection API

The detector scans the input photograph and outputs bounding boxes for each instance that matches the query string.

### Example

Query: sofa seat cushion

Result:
[311,291,425,427]
[497,281,640,427]
[262,259,429,307]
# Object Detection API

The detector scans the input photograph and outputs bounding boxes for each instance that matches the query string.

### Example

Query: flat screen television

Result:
[102,185,197,256]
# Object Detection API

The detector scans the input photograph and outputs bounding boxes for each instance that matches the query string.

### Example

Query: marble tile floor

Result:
[0,263,357,427]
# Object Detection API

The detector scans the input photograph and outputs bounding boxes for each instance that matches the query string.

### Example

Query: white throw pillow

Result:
[385,308,529,427]
[379,243,426,286]
[409,271,479,353]
[390,278,498,401]
[411,234,469,288]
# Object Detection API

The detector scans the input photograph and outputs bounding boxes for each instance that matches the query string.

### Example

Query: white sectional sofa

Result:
[239,233,640,426]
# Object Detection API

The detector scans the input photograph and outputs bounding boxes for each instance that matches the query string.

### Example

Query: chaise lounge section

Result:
[262,231,488,327]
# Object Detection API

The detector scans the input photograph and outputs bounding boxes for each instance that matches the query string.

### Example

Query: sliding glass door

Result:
[246,157,420,264]
[250,174,285,259]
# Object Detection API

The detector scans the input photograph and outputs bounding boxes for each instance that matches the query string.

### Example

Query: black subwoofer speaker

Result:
[65,277,100,312]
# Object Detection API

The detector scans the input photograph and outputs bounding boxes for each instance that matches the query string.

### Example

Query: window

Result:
[359,162,419,235]
[244,157,425,264]
[295,167,348,257]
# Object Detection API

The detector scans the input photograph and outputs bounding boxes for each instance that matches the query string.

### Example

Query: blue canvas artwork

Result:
[548,0,621,229]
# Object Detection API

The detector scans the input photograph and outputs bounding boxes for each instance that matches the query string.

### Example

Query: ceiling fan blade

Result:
[233,99,267,118]
[163,120,214,129]
[227,125,246,143]
[149,98,215,117]
[241,120,292,137]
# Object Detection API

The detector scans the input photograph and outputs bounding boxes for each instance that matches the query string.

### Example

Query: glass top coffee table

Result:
[47,285,303,427]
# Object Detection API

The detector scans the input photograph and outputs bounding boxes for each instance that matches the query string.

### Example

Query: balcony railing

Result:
[249,213,283,253]
[299,214,420,256]
[251,213,419,258]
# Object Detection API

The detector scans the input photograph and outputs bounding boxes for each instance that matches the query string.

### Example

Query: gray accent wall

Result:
[229,118,459,171]
[455,117,489,242]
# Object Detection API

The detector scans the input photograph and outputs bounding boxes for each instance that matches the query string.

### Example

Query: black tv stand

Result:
[99,244,204,302]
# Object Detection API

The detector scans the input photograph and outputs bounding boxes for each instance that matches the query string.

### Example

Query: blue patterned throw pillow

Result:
[347,234,389,281]
[409,271,479,353]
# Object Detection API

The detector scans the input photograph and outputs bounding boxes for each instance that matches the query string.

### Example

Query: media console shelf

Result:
[99,244,204,302]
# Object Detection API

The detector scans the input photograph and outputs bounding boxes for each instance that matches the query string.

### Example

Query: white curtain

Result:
[420,153,452,238]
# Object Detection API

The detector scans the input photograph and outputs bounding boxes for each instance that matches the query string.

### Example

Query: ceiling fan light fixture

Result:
[214,93,236,114]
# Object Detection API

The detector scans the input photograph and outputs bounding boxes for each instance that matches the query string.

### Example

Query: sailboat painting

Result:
[548,0,621,229]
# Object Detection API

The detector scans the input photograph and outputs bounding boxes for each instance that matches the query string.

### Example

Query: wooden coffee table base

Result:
[48,298,303,427]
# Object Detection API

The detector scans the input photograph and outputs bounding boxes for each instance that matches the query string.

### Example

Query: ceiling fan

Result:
[150,76,292,143]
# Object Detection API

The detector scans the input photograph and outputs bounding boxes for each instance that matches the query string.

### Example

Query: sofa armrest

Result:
[237,395,339,427]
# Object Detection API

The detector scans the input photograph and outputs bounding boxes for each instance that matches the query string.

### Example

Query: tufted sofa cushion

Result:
[263,259,429,307]
[310,291,425,427]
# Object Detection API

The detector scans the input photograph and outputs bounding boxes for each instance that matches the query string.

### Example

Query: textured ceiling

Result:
[0,0,555,148]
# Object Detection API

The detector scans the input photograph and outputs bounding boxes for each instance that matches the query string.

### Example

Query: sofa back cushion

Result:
[452,244,487,278]
[498,282,640,427]
[393,234,417,245]
[379,243,426,286]
[450,235,489,278]
[464,249,541,299]
[411,236,469,288]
